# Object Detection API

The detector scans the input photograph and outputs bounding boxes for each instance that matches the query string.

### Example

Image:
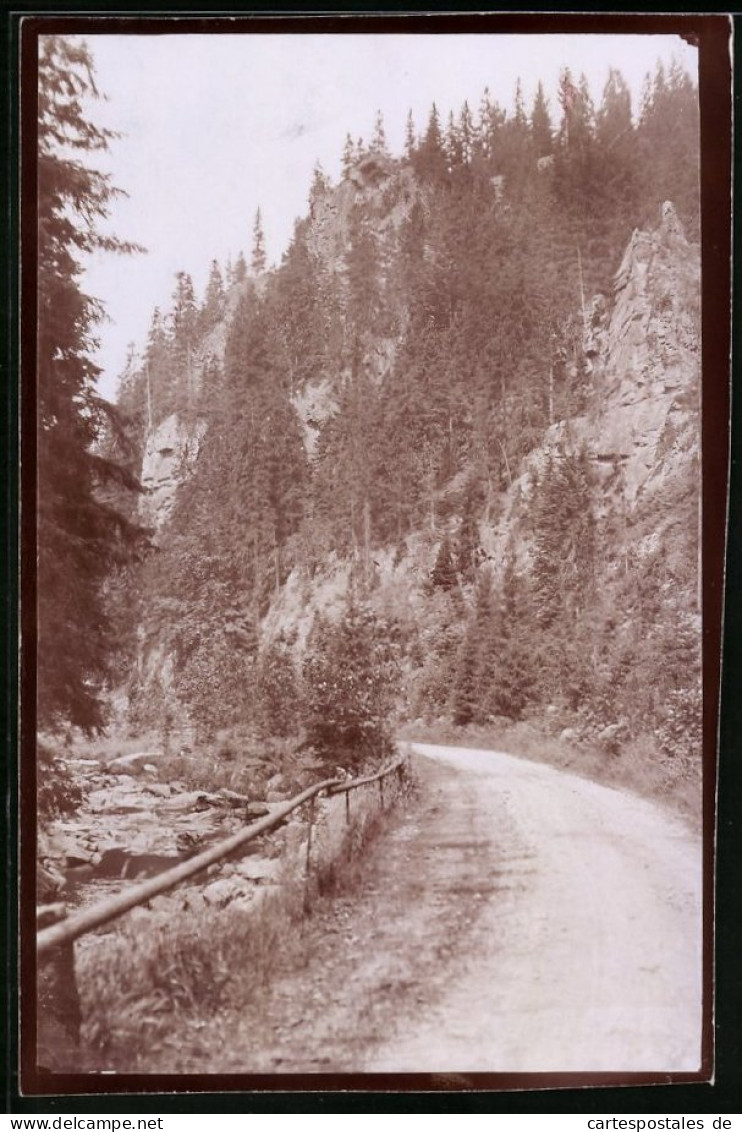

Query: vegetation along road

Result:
[176,743,703,1076]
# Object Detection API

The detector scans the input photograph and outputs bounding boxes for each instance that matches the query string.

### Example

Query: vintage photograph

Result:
[29,20,713,1085]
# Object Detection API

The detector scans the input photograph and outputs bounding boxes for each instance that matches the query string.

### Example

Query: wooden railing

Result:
[37,750,410,957]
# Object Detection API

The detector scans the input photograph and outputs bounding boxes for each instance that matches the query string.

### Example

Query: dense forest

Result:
[40,47,701,789]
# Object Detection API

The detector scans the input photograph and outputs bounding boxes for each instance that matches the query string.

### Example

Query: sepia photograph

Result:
[21,14,730,1094]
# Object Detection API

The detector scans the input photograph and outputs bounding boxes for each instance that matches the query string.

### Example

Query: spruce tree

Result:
[201,258,225,331]
[342,132,355,176]
[170,271,198,411]
[404,109,416,159]
[251,206,267,274]
[371,109,388,155]
[37,36,146,733]
[530,81,553,158]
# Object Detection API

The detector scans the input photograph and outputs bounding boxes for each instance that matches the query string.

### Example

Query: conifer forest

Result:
[37,36,701,810]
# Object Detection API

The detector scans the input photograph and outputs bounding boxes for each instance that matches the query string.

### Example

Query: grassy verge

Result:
[74,759,414,1072]
[399,717,701,828]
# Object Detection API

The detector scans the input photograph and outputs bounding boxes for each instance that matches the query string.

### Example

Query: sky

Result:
[65,30,698,400]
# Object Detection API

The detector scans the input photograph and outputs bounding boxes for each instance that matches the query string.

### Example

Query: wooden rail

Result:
[37,751,409,957]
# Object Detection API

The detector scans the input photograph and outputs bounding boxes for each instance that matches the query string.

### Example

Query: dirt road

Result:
[368,743,703,1074]
[161,743,703,1076]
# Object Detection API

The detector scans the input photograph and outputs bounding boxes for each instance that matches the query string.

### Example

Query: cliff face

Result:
[139,413,206,533]
[590,200,699,503]
[129,189,700,766]
[483,202,700,575]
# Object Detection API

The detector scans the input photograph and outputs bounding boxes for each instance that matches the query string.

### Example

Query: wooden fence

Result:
[35,749,410,1069]
[37,750,409,955]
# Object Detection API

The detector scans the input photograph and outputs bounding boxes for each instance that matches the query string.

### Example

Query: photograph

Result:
[22,14,729,1095]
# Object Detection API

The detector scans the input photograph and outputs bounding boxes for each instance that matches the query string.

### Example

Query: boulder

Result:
[105,751,161,775]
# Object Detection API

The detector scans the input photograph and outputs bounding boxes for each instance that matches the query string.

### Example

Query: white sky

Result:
[70,31,698,400]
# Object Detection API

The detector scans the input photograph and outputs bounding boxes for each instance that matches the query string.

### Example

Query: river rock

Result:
[233,858,282,883]
[246,802,271,820]
[105,751,161,775]
[202,877,247,908]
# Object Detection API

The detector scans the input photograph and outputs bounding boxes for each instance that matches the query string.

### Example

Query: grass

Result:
[399,716,702,828]
[73,757,413,1072]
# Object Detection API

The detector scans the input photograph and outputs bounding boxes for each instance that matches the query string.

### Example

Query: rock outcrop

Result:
[482,202,699,568]
[590,200,700,503]
[140,412,207,532]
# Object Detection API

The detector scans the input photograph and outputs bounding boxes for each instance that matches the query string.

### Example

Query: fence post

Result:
[37,922,81,1072]
[379,775,384,809]
[345,790,350,826]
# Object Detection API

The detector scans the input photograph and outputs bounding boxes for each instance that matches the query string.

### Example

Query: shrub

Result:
[37,741,85,820]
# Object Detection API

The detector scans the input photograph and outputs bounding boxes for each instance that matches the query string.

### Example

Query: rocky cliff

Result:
[482,201,700,578]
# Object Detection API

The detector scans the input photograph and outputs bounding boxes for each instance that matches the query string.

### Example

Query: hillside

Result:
[104,64,701,806]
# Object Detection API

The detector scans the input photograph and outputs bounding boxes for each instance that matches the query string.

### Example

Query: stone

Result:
[233,858,282,883]
[105,751,160,775]
[245,802,271,820]
[202,877,247,908]
[145,783,171,798]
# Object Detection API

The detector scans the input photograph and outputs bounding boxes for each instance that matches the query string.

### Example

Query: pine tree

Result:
[452,567,497,725]
[170,271,198,411]
[309,162,329,211]
[201,258,225,331]
[459,100,475,164]
[371,109,388,155]
[37,36,147,733]
[456,480,481,582]
[444,110,462,169]
[233,250,248,282]
[530,81,553,158]
[637,59,699,237]
[144,306,173,424]
[430,537,458,591]
[404,109,416,159]
[251,206,267,274]
[415,103,447,182]
[342,131,355,176]
[491,551,535,720]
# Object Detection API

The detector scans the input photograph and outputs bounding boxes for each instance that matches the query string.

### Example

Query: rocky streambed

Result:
[38,748,322,920]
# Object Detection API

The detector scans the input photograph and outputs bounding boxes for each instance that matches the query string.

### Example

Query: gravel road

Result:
[367,743,703,1074]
